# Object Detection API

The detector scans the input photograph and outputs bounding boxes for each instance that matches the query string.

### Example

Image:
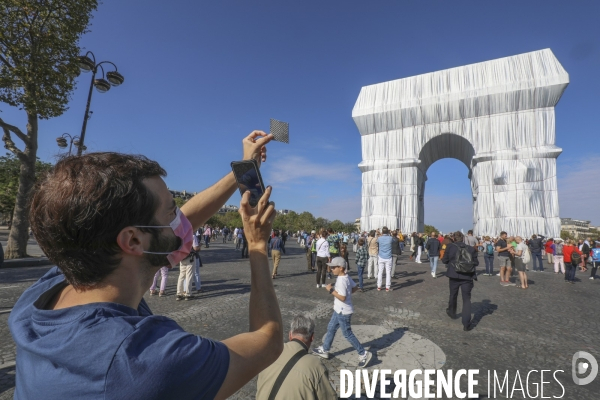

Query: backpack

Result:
[555,243,564,256]
[486,243,494,256]
[452,244,476,274]
[571,251,581,264]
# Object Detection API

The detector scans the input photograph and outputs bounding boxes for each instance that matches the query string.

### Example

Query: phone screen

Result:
[231,160,266,207]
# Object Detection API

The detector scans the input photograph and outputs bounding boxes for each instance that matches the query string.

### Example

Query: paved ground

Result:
[1,239,599,399]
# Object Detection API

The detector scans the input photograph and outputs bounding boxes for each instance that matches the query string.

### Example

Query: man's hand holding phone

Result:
[239,186,276,251]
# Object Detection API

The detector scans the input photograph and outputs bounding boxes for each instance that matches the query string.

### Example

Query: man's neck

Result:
[50,262,153,311]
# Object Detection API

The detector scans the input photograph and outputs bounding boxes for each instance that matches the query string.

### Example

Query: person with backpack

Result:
[327,228,340,274]
[481,236,495,276]
[442,231,479,331]
[510,236,529,289]
[222,226,230,243]
[589,241,600,280]
[551,238,565,274]
[563,239,582,284]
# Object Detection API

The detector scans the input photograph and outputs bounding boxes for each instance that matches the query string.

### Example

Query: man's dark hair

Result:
[30,153,167,289]
[453,231,464,242]
[500,231,507,236]
[532,234,537,239]
[382,227,389,235]
[273,230,280,237]
[369,230,376,237]
[468,230,473,235]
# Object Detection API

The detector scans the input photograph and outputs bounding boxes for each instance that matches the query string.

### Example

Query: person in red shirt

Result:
[562,239,582,284]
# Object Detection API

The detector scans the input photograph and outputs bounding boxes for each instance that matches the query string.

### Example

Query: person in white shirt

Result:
[315,229,330,288]
[312,257,372,368]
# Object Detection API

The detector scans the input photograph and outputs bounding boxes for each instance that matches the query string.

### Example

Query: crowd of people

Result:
[12,128,598,399]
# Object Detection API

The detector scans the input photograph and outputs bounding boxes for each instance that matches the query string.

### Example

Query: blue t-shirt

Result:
[377,235,394,259]
[8,267,229,400]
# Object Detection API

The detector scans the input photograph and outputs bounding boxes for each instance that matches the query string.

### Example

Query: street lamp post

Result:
[76,51,124,156]
[56,133,84,156]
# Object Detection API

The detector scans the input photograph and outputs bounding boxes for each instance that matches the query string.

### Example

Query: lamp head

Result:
[94,79,111,93]
[78,55,95,72]
[106,71,124,86]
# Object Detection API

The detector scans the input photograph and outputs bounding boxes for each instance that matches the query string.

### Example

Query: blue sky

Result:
[2,0,599,232]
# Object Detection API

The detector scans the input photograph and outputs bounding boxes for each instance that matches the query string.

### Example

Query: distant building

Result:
[218,205,239,214]
[560,218,590,239]
[169,190,196,202]
[277,209,292,215]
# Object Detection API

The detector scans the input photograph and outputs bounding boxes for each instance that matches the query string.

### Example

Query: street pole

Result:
[77,68,96,156]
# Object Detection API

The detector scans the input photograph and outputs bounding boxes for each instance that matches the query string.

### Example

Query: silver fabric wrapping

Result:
[353,49,568,237]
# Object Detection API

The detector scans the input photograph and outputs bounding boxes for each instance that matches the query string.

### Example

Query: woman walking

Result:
[149,266,169,297]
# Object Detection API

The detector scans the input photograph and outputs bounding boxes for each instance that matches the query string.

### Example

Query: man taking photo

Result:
[9,131,283,399]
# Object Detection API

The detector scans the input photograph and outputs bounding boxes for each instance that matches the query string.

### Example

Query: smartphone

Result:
[231,160,266,207]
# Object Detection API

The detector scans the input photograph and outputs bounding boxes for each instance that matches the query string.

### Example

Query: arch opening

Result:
[416,133,477,233]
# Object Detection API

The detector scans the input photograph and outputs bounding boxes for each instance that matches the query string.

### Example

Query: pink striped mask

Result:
[135,208,193,268]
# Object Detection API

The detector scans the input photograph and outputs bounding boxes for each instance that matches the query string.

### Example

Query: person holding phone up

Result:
[9,131,283,400]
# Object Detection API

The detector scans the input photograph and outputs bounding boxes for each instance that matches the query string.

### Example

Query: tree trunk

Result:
[5,112,38,259]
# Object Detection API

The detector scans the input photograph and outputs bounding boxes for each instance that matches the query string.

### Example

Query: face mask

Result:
[135,208,193,268]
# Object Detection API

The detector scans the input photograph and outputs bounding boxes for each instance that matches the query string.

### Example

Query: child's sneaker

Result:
[358,351,372,368]
[312,346,329,359]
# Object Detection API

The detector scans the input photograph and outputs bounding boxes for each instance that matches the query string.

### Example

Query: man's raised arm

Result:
[181,131,273,229]
[214,187,283,400]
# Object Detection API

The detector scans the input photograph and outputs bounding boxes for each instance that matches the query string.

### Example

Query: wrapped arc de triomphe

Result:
[353,49,569,237]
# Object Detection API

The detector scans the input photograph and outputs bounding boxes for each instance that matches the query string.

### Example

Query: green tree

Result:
[560,230,575,241]
[314,217,329,231]
[343,222,357,233]
[0,153,52,226]
[424,224,440,236]
[0,0,99,258]
[329,219,345,233]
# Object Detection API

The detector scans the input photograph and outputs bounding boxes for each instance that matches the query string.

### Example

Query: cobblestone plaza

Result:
[1,241,599,399]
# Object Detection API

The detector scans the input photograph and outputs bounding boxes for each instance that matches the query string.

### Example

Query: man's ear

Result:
[116,227,145,256]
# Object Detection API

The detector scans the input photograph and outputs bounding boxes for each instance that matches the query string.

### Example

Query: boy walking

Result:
[312,257,372,368]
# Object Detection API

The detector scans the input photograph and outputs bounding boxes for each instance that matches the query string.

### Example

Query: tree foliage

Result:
[424,224,440,236]
[200,208,356,233]
[0,0,98,258]
[0,152,52,223]
[0,0,98,119]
